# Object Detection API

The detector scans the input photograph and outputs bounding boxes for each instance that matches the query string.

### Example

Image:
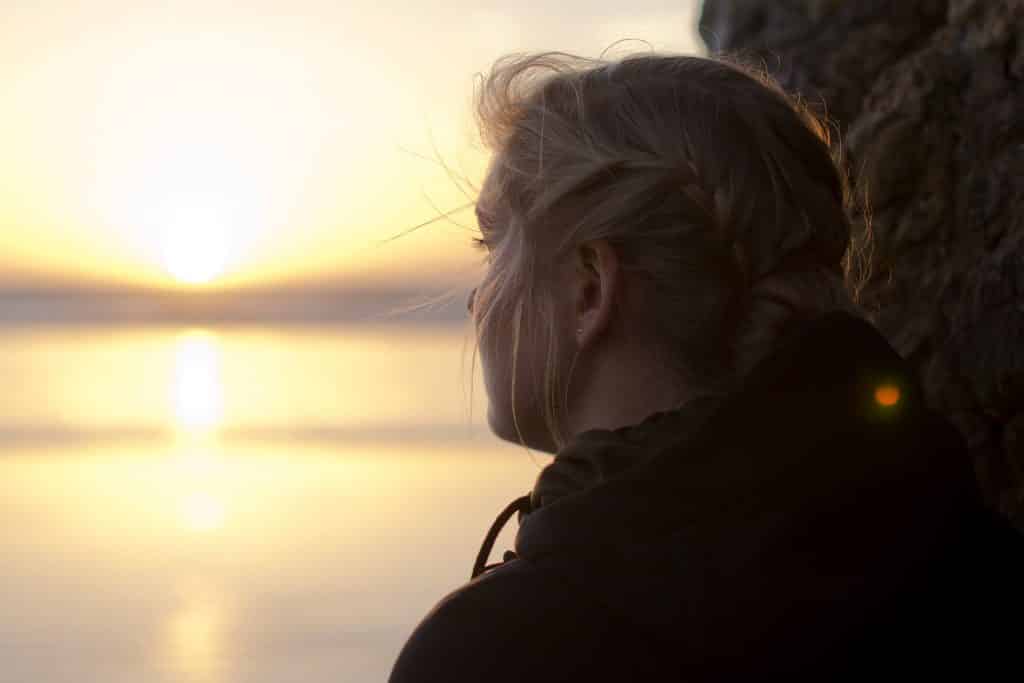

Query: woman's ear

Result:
[573,238,619,349]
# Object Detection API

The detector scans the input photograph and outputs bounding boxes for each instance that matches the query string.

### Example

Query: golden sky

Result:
[0,1,701,290]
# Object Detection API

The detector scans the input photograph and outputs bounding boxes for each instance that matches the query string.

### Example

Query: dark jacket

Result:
[389,311,1024,681]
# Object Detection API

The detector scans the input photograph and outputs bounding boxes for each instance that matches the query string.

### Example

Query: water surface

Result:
[0,324,542,682]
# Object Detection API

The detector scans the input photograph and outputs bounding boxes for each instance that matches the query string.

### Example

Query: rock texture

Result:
[700,0,1024,526]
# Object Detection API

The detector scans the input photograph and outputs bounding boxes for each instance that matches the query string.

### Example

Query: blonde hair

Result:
[467,50,871,452]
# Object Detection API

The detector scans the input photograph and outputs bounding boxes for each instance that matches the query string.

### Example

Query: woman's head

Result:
[467,50,867,453]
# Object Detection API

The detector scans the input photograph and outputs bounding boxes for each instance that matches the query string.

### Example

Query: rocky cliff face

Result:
[700,0,1024,525]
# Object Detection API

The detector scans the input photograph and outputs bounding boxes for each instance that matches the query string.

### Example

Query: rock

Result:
[700,0,1024,526]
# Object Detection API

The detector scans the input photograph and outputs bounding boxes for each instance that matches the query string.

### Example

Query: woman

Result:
[388,51,1024,681]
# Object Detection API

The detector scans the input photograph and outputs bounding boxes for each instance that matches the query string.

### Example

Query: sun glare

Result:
[162,216,230,285]
[77,32,337,288]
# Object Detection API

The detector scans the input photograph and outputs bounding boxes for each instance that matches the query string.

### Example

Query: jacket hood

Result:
[507,311,981,669]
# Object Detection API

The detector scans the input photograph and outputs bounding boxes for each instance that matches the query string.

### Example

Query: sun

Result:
[161,214,230,285]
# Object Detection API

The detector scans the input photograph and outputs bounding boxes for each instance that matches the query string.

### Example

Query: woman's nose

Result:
[467,287,477,314]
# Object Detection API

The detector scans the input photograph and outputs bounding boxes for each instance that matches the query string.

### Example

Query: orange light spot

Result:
[875,384,900,407]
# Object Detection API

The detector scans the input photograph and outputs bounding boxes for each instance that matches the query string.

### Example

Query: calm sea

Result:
[0,324,543,682]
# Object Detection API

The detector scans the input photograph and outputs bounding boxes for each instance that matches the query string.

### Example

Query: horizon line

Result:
[0,284,472,326]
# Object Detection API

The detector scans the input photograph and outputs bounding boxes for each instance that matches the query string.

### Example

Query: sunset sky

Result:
[0,1,701,291]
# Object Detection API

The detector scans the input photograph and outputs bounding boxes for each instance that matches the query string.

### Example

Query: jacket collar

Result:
[513,310,966,561]
[494,310,982,665]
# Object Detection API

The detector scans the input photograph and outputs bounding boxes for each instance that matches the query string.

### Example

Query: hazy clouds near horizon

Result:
[0,1,703,293]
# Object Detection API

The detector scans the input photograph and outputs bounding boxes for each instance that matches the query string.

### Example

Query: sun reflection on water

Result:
[179,491,227,533]
[173,330,224,433]
[168,446,231,535]
[162,582,230,683]
[170,330,230,535]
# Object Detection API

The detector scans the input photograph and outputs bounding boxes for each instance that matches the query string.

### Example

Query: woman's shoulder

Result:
[387,557,655,682]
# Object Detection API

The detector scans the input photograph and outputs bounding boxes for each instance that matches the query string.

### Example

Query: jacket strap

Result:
[471,493,532,579]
